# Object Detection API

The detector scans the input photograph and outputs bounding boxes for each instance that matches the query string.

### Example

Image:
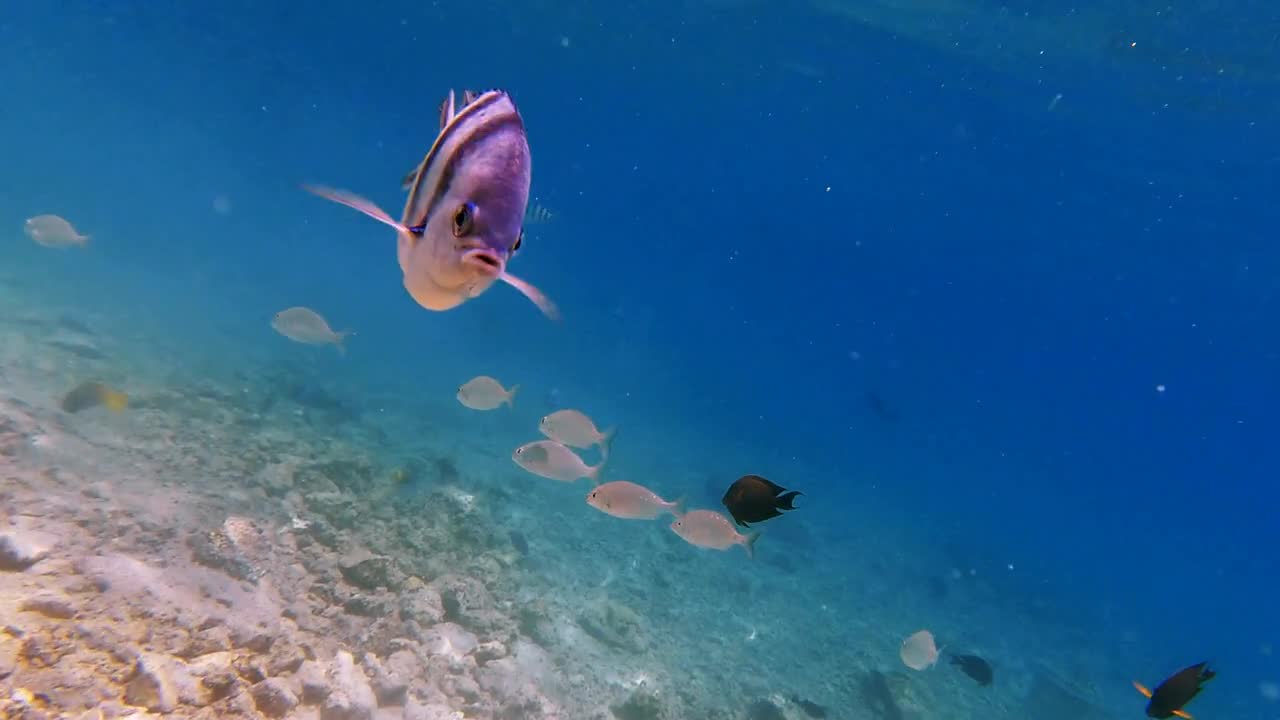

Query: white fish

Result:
[457,376,518,410]
[304,89,558,320]
[669,510,760,558]
[271,307,352,354]
[24,215,89,248]
[900,629,940,670]
[586,481,683,520]
[512,440,603,483]
[539,409,615,457]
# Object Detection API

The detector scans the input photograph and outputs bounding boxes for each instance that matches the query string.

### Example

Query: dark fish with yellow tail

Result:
[304,89,558,320]
[1134,662,1215,719]
[60,381,128,413]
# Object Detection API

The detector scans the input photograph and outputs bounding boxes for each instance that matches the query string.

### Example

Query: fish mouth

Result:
[461,248,504,277]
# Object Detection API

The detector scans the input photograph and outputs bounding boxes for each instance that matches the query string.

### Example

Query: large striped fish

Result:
[305,89,558,320]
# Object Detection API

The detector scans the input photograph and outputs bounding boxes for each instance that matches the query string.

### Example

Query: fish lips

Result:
[461,246,506,278]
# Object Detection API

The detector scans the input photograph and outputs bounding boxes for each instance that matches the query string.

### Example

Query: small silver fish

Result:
[24,215,89,248]
[512,440,603,483]
[271,307,352,354]
[457,375,519,410]
[304,89,558,320]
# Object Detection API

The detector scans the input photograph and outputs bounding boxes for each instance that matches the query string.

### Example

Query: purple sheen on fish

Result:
[303,89,557,319]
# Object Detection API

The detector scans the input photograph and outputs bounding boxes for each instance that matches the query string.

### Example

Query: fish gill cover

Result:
[0,1,1277,719]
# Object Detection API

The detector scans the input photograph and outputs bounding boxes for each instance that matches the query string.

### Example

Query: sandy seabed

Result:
[0,277,1122,720]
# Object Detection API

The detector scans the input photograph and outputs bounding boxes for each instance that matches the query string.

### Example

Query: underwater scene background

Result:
[2,2,1278,719]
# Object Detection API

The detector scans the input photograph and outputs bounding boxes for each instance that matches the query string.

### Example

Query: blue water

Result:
[3,2,1278,718]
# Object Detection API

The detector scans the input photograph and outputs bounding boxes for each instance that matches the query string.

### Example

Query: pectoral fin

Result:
[1173,710,1193,719]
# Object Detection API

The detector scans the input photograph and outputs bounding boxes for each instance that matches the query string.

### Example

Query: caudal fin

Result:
[598,426,617,461]
[742,531,761,560]
[586,452,608,485]
[776,490,803,510]
[668,496,686,518]
[506,384,521,408]
[302,184,406,233]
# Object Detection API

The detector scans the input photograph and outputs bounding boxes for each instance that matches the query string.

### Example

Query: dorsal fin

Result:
[400,90,459,190]
[462,89,479,106]
[438,90,457,130]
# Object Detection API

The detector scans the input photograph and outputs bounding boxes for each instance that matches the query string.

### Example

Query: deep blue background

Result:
[3,1,1277,714]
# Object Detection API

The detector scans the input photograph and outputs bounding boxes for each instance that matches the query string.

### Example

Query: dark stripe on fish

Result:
[420,113,525,236]
[401,90,511,229]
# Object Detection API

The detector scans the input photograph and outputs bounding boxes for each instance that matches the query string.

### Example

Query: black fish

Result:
[949,654,994,686]
[1134,662,1215,719]
[721,474,802,527]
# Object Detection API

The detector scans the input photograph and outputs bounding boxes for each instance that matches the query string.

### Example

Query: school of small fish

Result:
[23,84,1220,720]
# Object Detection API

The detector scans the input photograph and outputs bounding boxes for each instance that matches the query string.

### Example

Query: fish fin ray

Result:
[1173,711,1193,719]
[303,184,406,233]
[1133,681,1153,698]
[499,271,560,321]
[439,90,456,129]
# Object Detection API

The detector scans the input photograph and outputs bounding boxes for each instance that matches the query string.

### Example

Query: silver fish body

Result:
[399,90,531,311]
[304,89,558,319]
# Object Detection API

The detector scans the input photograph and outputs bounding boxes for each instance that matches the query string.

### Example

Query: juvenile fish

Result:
[669,510,760,558]
[24,215,89,248]
[60,381,128,413]
[304,89,558,320]
[271,307,352,354]
[539,409,615,457]
[457,376,519,410]
[586,481,683,520]
[512,440,603,483]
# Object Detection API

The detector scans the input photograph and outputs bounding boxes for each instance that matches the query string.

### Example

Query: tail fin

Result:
[586,452,608,485]
[598,426,617,461]
[506,384,521,408]
[335,330,354,356]
[668,496,686,518]
[776,490,802,510]
[100,388,129,412]
[742,531,761,559]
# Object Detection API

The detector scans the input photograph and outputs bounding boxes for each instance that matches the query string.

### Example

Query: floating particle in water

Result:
[1048,93,1063,111]
[1156,384,1167,393]
[900,629,939,670]
[1260,681,1280,701]
[213,194,232,215]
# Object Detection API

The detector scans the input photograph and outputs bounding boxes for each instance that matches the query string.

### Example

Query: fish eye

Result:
[511,230,523,253]
[452,202,476,237]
